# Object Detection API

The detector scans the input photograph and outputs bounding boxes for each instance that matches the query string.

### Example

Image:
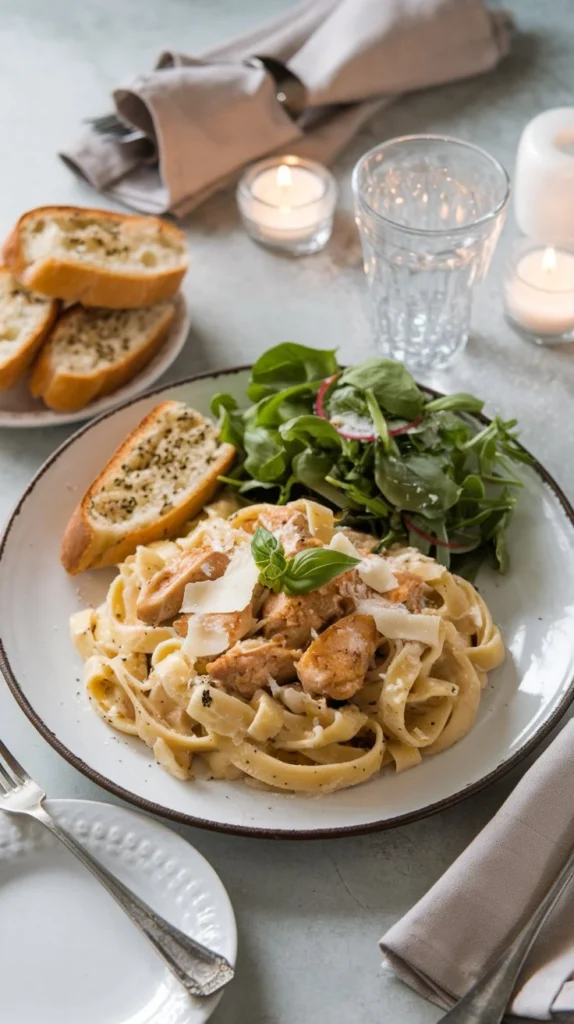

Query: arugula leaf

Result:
[283,547,360,595]
[339,358,424,419]
[375,449,461,512]
[424,393,484,414]
[248,343,338,401]
[365,389,391,450]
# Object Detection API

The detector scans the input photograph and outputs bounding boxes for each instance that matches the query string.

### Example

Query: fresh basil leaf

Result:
[248,343,339,401]
[251,526,288,591]
[292,450,350,508]
[283,548,360,595]
[424,393,484,414]
[280,415,342,449]
[339,358,424,419]
[375,449,461,512]
[243,425,288,482]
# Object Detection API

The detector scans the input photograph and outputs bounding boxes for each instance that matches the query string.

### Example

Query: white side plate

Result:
[0,798,236,1024]
[0,293,190,427]
[1,370,573,837]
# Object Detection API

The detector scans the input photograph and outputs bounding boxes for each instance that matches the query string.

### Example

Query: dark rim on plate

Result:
[0,366,573,840]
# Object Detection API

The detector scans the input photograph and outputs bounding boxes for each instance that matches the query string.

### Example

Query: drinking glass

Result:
[352,136,510,372]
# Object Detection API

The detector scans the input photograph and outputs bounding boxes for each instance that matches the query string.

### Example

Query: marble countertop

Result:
[0,1,573,1021]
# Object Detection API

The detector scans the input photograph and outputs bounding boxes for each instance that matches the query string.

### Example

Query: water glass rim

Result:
[352,134,511,237]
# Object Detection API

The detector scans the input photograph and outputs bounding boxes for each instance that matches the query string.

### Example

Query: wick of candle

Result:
[276,164,292,188]
[542,247,556,273]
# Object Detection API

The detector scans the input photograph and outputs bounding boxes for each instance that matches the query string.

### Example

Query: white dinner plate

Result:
[0,798,236,1024]
[1,370,574,838]
[0,293,190,428]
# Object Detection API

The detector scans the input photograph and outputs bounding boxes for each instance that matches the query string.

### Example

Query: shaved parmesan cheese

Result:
[181,544,259,616]
[304,500,335,542]
[329,531,361,558]
[182,617,230,658]
[358,556,397,593]
[386,548,445,582]
[358,599,441,646]
[329,532,397,593]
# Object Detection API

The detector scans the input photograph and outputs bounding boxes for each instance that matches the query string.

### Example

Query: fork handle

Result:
[32,805,233,998]
[440,843,574,1024]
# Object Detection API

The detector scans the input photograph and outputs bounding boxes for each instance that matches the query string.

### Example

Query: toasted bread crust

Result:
[60,401,236,574]
[3,206,188,309]
[0,269,59,391]
[29,303,175,412]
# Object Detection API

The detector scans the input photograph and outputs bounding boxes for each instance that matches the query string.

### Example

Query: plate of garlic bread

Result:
[0,206,190,426]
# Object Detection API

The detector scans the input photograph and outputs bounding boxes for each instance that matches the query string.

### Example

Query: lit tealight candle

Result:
[237,155,337,255]
[504,243,574,341]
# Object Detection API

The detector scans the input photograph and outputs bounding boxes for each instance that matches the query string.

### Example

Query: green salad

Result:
[212,343,531,579]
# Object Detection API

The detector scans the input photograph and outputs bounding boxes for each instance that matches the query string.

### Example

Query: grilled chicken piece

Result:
[296,613,377,700]
[243,505,317,556]
[173,606,256,647]
[137,547,230,625]
[262,576,352,648]
[385,571,426,613]
[209,636,300,699]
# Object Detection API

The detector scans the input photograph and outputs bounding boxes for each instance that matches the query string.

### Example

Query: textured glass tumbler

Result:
[352,136,510,371]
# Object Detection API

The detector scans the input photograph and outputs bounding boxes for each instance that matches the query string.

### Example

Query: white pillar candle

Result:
[514,109,574,243]
[237,155,337,255]
[505,246,574,336]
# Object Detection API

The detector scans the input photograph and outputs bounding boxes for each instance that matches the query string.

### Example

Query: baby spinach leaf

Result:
[248,343,338,401]
[375,450,461,512]
[243,425,289,482]
[280,415,342,449]
[210,392,244,448]
[254,382,318,427]
[292,450,350,508]
[327,385,369,419]
[339,358,424,419]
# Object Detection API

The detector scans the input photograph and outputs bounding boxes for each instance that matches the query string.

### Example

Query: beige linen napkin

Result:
[381,719,574,1021]
[61,0,512,217]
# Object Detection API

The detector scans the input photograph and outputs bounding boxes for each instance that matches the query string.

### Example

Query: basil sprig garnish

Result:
[251,527,359,596]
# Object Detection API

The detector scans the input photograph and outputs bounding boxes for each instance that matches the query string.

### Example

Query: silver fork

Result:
[0,736,234,998]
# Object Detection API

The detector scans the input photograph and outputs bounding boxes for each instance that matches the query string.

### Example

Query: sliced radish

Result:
[315,375,424,441]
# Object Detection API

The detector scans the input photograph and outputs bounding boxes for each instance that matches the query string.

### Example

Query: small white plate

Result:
[0,798,236,1024]
[1,370,574,837]
[0,293,190,428]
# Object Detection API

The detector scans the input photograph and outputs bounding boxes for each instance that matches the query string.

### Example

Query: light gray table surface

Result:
[1,1,573,1022]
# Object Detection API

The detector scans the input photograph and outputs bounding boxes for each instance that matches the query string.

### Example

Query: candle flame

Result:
[276,164,292,188]
[542,247,556,272]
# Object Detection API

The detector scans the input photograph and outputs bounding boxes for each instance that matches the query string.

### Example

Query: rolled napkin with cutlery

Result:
[381,718,574,1021]
[61,0,512,217]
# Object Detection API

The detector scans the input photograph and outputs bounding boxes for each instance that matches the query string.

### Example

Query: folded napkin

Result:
[381,719,574,1021]
[61,0,512,217]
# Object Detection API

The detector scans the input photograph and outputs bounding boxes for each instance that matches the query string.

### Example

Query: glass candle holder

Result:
[352,136,510,372]
[237,155,337,255]
[504,238,574,344]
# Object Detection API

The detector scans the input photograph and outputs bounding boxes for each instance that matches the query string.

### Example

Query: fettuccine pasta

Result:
[70,497,504,794]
